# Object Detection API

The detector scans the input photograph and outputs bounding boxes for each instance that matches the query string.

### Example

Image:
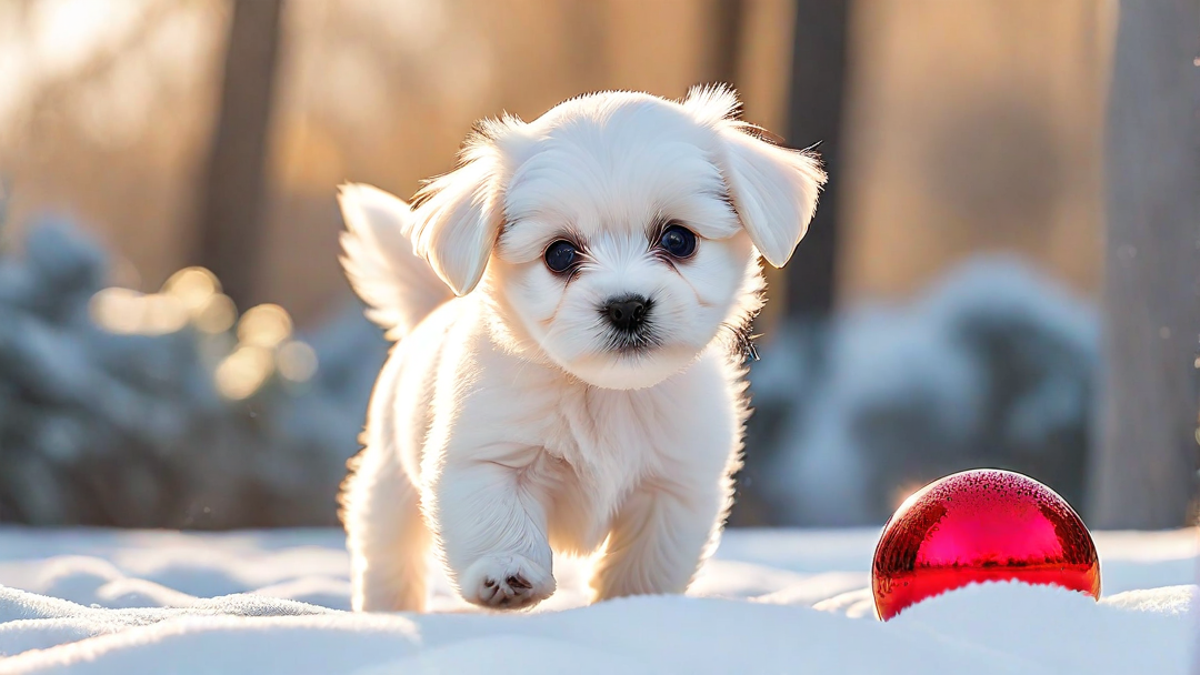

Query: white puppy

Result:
[337,85,824,612]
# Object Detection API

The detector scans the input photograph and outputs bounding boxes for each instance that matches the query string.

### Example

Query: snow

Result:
[0,527,1193,673]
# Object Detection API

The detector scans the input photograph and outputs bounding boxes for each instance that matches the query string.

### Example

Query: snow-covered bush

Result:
[743,256,1098,526]
[0,213,387,528]
[0,201,1096,529]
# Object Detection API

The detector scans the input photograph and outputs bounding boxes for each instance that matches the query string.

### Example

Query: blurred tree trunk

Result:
[782,0,849,317]
[1087,0,1200,528]
[563,0,608,93]
[193,0,285,310]
[708,0,745,87]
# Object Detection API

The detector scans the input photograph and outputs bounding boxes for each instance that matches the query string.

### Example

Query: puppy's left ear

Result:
[686,86,827,268]
[408,134,508,296]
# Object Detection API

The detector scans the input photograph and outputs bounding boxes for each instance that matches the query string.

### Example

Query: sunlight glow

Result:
[891,482,926,512]
[32,0,148,75]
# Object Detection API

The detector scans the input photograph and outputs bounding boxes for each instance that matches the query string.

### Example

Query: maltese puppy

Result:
[337,85,824,612]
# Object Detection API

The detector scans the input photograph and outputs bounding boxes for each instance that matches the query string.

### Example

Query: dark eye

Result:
[658,224,697,259]
[544,240,579,274]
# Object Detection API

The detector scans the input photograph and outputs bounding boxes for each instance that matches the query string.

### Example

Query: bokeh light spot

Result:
[194,293,237,334]
[162,266,221,314]
[238,304,292,348]
[214,345,274,400]
[278,340,318,383]
[89,287,188,335]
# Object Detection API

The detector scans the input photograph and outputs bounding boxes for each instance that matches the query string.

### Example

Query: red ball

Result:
[871,469,1100,621]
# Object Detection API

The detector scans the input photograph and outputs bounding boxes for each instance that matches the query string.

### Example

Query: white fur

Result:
[338,86,825,613]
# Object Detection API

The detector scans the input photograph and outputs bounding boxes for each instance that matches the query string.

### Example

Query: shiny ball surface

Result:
[871,469,1100,621]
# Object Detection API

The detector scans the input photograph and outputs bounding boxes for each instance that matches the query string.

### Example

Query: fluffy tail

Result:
[337,183,452,340]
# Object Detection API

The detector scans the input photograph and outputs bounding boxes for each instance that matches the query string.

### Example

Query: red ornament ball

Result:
[871,469,1100,621]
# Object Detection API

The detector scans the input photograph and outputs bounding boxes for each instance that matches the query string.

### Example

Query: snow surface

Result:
[0,527,1194,674]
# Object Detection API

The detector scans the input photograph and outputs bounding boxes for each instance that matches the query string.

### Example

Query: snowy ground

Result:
[0,527,1194,674]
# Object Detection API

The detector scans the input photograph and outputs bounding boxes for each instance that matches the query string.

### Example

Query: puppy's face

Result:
[407,87,825,390]
[488,129,757,389]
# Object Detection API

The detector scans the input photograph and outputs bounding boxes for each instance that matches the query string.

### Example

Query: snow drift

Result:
[0,527,1193,674]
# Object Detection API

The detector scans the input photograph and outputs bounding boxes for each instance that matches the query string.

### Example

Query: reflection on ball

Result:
[871,469,1100,621]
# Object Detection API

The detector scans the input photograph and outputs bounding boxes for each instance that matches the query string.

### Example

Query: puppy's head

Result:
[408,85,825,390]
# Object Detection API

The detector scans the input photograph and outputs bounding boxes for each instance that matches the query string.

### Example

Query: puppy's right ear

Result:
[408,137,507,297]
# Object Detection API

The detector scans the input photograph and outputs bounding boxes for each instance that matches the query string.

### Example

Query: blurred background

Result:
[0,0,1194,531]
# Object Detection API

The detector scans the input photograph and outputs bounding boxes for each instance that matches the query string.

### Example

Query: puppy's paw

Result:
[460,554,555,610]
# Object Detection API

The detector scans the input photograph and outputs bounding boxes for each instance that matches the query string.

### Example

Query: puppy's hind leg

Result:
[341,442,430,612]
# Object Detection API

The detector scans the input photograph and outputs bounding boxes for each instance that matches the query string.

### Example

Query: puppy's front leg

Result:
[430,452,555,610]
[590,470,732,601]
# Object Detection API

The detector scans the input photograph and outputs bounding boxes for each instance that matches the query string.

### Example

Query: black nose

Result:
[603,296,650,332]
